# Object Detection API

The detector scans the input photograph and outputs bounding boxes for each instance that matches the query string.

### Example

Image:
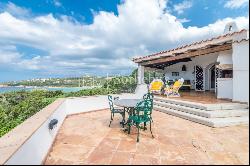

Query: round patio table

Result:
[114,99,143,108]
[114,99,143,131]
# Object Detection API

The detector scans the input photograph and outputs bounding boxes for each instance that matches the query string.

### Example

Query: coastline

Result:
[0,84,9,88]
[0,86,101,94]
[0,85,98,88]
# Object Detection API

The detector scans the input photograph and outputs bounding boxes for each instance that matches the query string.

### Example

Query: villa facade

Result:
[133,22,249,104]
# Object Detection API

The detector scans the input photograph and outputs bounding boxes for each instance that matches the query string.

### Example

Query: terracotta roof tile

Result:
[133,29,248,62]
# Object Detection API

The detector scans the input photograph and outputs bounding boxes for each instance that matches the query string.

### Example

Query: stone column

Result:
[135,64,148,98]
[137,64,145,84]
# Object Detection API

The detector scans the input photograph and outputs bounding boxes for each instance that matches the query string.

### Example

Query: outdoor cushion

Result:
[149,79,164,91]
[173,80,182,88]
[164,78,184,97]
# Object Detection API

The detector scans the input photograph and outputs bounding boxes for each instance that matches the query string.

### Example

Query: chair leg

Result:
[109,113,113,127]
[151,116,154,123]
[122,113,125,128]
[150,121,154,138]
[137,123,140,142]
[143,122,146,131]
[128,124,131,134]
[123,112,126,123]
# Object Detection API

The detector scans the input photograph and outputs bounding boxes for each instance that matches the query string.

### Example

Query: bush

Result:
[0,90,60,137]
[103,76,137,93]
[0,75,138,137]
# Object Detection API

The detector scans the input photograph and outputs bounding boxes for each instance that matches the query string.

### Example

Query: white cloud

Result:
[173,0,193,14]
[0,0,249,76]
[2,2,30,17]
[224,0,249,9]
[204,6,209,10]
[178,18,191,23]
[53,0,62,7]
[0,45,22,64]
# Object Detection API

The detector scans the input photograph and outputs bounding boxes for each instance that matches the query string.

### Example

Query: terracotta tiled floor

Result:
[44,110,249,165]
[158,91,232,104]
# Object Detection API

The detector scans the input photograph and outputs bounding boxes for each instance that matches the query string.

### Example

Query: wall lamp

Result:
[182,65,187,71]
[48,119,58,130]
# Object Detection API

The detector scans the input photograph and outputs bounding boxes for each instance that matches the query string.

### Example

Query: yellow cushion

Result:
[173,81,181,88]
[164,81,182,92]
[150,81,163,91]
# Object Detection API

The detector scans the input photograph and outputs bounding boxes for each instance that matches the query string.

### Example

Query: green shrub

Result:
[0,75,138,137]
[0,90,59,137]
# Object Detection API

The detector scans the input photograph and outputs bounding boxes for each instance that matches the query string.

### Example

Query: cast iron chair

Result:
[143,92,154,122]
[143,92,154,100]
[127,99,154,142]
[108,95,125,127]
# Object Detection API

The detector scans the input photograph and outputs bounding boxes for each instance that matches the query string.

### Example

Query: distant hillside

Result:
[4,76,110,87]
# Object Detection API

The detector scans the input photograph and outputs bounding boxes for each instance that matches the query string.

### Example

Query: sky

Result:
[0,0,249,82]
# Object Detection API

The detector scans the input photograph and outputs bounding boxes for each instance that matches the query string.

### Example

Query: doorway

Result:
[209,65,216,90]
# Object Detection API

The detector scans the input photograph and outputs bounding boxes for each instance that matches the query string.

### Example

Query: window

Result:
[172,72,179,77]
[222,70,233,78]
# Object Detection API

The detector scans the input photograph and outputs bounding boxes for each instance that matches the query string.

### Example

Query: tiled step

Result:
[154,96,207,110]
[154,100,249,118]
[154,96,249,111]
[154,105,249,127]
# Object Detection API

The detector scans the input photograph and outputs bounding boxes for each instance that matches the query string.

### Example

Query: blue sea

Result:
[0,86,93,94]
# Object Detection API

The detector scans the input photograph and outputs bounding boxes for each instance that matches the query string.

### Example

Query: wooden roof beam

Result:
[140,43,232,66]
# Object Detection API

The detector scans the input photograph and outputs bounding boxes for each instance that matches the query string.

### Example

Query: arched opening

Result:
[209,65,216,90]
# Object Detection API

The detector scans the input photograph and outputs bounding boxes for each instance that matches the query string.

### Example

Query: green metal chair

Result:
[108,95,125,127]
[143,92,154,100]
[127,99,154,142]
[143,93,154,122]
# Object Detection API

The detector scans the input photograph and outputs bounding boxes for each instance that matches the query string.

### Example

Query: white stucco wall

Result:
[163,53,219,90]
[217,50,233,65]
[66,93,146,116]
[163,61,195,89]
[217,78,233,99]
[5,101,68,165]
[232,40,249,103]
[66,96,109,115]
[4,93,145,165]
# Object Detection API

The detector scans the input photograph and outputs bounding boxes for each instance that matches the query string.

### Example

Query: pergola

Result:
[133,29,247,85]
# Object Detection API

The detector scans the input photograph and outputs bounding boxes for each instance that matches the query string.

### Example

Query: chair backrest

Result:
[108,95,114,111]
[135,99,153,117]
[173,78,184,90]
[143,93,154,111]
[135,100,144,115]
[143,93,154,100]
[144,98,153,115]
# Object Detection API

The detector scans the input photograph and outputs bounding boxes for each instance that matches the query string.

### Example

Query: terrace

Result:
[44,109,249,165]
[156,91,232,104]
[0,94,249,165]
